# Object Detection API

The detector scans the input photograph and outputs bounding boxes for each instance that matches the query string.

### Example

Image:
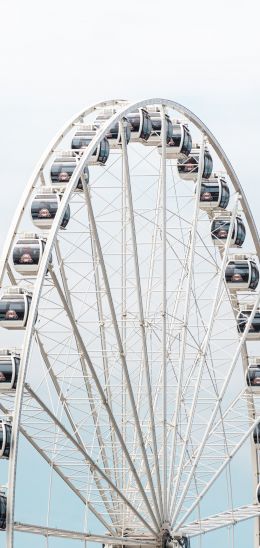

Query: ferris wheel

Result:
[0,97,260,548]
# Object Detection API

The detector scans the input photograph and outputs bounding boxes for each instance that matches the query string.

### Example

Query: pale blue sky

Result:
[0,0,259,253]
[0,0,259,546]
[1,0,259,99]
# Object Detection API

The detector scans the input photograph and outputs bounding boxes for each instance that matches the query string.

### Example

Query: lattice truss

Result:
[0,100,260,547]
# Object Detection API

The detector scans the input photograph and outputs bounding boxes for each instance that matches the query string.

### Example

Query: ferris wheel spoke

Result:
[166,238,190,355]
[175,504,260,538]
[13,522,156,545]
[196,229,220,267]
[172,386,250,511]
[48,266,160,531]
[125,158,178,513]
[125,174,162,510]
[0,400,117,535]
[86,173,162,507]
[54,239,119,503]
[88,221,121,495]
[160,106,168,519]
[34,332,120,524]
[136,206,218,271]
[22,384,157,535]
[173,415,260,534]
[120,120,163,520]
[167,141,205,515]
[51,256,115,483]
[183,386,255,476]
[169,194,239,522]
[166,264,216,508]
[166,228,217,269]
[169,165,186,245]
[170,286,260,529]
[168,244,235,520]
[133,141,206,520]
[181,310,232,397]
[83,184,162,528]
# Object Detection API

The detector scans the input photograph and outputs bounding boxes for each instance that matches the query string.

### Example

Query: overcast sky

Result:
[0,0,259,250]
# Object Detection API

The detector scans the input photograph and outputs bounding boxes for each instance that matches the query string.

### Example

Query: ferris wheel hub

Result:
[158,530,189,548]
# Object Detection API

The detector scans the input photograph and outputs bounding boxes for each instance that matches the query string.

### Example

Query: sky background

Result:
[0,0,259,546]
[0,0,259,252]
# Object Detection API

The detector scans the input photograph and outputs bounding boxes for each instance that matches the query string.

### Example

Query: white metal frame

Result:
[0,97,259,548]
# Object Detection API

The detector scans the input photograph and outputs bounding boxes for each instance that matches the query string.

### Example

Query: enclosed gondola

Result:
[211,213,246,247]
[95,109,131,148]
[31,188,70,230]
[0,494,6,530]
[257,483,260,504]
[225,256,259,290]
[0,349,20,391]
[177,144,213,180]
[71,125,110,165]
[12,234,50,276]
[0,287,32,330]
[158,122,192,159]
[0,420,12,459]
[246,358,260,391]
[128,107,152,142]
[144,107,173,147]
[199,176,230,210]
[253,422,260,447]
[237,305,260,339]
[50,152,89,190]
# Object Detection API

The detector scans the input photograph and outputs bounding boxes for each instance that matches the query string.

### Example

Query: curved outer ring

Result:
[1,98,259,547]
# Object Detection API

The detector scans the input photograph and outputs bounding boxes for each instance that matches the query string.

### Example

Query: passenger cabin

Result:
[145,107,173,147]
[12,234,50,276]
[253,422,260,447]
[158,122,192,159]
[127,108,152,142]
[237,305,260,339]
[177,144,213,180]
[50,152,89,190]
[95,109,131,148]
[225,256,259,290]
[0,494,6,530]
[0,420,11,459]
[0,288,32,330]
[211,213,246,247]
[31,188,70,230]
[246,358,260,391]
[199,176,230,210]
[256,483,260,504]
[0,349,20,391]
[71,125,110,165]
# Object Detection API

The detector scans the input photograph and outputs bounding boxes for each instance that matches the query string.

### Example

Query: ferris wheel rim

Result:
[1,97,259,548]
[1,96,259,290]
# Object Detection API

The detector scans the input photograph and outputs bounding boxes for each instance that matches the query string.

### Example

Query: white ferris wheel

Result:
[0,98,260,548]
